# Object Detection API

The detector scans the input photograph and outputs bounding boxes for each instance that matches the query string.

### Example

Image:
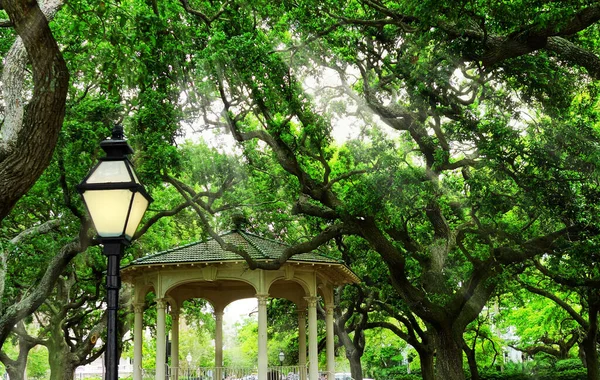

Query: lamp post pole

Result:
[77,125,152,380]
[105,239,126,380]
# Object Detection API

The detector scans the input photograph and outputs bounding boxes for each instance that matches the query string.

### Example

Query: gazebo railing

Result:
[180,366,255,380]
[140,365,306,380]
[263,365,304,380]
[142,366,306,380]
[142,368,156,380]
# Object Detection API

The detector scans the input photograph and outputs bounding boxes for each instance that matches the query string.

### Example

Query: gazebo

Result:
[122,229,359,380]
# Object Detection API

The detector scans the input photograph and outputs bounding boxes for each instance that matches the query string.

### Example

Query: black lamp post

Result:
[77,125,153,380]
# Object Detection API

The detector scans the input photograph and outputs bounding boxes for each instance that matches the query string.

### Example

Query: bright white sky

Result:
[223,298,257,326]
[190,124,365,153]
[180,62,374,148]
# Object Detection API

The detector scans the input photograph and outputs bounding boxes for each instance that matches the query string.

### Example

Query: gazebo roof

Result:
[122,229,360,307]
[128,229,345,265]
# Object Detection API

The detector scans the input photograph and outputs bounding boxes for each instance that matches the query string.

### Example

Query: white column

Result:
[155,299,167,380]
[257,294,269,380]
[215,311,224,380]
[326,305,335,380]
[297,309,307,380]
[305,296,318,380]
[172,310,180,380]
[133,303,144,380]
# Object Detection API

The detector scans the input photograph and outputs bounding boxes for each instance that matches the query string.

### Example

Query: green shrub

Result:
[537,368,587,380]
[394,375,422,380]
[477,370,530,380]
[475,367,587,380]
[555,359,585,372]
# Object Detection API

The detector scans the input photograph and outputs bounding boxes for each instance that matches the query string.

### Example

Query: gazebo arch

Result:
[122,229,359,380]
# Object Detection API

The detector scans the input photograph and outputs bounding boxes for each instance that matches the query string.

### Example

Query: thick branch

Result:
[496,224,590,265]
[373,300,430,350]
[519,280,587,328]
[533,260,600,288]
[0,221,92,347]
[179,0,229,27]
[9,219,60,245]
[545,36,600,79]
[292,195,339,219]
[134,198,195,240]
[0,0,69,220]
[0,219,61,311]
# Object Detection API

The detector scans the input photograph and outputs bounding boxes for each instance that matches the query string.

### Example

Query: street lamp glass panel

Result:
[279,351,285,362]
[124,192,150,239]
[82,189,133,237]
[86,161,134,183]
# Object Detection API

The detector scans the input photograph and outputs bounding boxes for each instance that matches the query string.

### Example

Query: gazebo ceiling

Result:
[121,229,360,286]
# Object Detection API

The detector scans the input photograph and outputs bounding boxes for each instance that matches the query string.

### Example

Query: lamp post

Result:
[279,350,285,366]
[186,352,192,380]
[279,351,285,379]
[77,125,153,380]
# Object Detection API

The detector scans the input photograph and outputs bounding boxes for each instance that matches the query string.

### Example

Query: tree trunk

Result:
[347,349,363,380]
[581,336,599,380]
[3,359,27,380]
[0,323,39,380]
[434,327,466,380]
[419,351,435,380]
[48,342,77,380]
[463,345,479,380]
[582,296,600,380]
[47,319,79,380]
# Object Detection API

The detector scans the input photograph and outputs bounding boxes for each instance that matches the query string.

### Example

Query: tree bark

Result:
[0,322,42,380]
[463,344,479,380]
[0,237,88,347]
[47,342,77,380]
[419,350,435,380]
[582,297,600,380]
[335,313,365,380]
[2,357,27,380]
[0,0,69,221]
[581,336,599,380]
[347,349,364,380]
[434,326,466,380]
[46,301,79,380]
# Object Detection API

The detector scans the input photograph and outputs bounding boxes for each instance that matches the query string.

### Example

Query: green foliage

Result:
[129,89,182,186]
[476,371,530,380]
[182,299,215,337]
[226,317,259,368]
[393,375,423,380]
[555,359,585,372]
[476,368,587,380]
[498,291,577,349]
[361,328,409,379]
[474,358,587,380]
[26,345,49,379]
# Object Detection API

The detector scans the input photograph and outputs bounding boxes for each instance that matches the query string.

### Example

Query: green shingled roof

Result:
[129,230,342,266]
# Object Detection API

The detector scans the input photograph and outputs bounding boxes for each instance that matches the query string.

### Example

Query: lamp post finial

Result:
[112,124,124,140]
